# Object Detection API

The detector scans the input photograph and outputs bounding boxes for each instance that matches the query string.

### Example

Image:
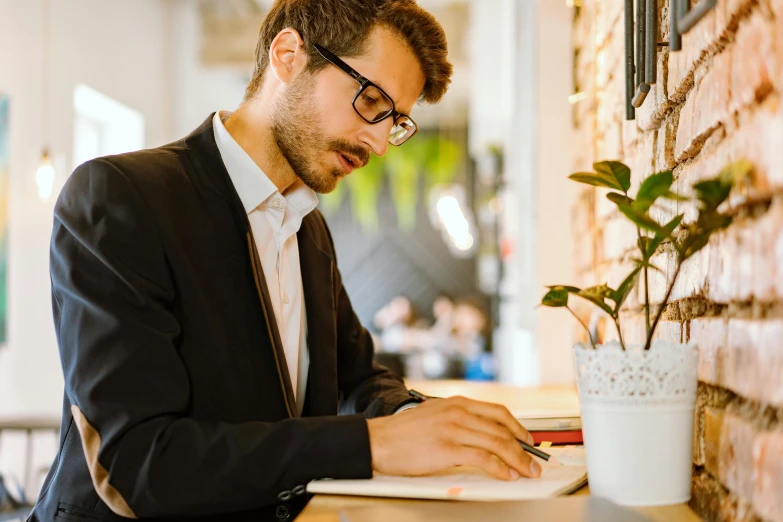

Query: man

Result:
[30,1,540,521]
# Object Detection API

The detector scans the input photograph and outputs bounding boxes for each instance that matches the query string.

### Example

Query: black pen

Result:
[408,389,560,465]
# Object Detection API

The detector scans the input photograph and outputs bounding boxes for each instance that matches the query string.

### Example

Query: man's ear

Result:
[268,28,307,85]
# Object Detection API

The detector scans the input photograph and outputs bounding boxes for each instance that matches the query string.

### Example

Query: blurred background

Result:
[0,0,576,505]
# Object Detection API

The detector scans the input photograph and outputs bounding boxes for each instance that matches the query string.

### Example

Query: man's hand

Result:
[366,396,542,481]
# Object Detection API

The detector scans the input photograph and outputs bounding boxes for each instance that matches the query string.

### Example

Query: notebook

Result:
[307,446,587,501]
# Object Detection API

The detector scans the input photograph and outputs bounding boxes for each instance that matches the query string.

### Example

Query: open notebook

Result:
[307,446,587,501]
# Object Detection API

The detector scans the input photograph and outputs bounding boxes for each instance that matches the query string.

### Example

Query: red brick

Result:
[707,227,738,303]
[751,199,783,303]
[621,119,640,153]
[726,95,783,198]
[596,121,622,162]
[669,4,719,97]
[676,58,731,162]
[671,245,711,300]
[648,251,672,305]
[729,11,775,116]
[600,214,637,262]
[769,2,783,94]
[734,225,755,302]
[725,319,783,405]
[637,52,671,132]
[691,317,728,385]
[704,406,725,476]
[719,409,758,500]
[753,430,783,522]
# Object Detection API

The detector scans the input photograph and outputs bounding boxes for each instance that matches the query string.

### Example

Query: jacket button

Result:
[275,504,291,520]
[277,490,293,501]
[292,484,306,496]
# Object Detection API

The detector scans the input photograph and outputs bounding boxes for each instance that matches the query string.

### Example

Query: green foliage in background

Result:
[541,159,752,351]
[319,135,462,233]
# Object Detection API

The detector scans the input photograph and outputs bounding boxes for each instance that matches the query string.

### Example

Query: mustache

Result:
[329,139,371,168]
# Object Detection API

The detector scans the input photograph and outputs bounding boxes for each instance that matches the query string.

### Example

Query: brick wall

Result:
[571,0,783,520]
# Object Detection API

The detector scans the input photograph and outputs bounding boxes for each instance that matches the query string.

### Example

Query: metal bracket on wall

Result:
[625,0,716,118]
[626,0,658,117]
[671,0,717,50]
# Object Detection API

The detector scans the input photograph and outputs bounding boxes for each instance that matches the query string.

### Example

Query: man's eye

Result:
[362,94,378,105]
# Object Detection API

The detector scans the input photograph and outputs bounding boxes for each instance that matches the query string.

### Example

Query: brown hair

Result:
[245,0,452,104]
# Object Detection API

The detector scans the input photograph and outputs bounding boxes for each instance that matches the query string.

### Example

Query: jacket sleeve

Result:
[51,159,373,519]
[319,216,416,418]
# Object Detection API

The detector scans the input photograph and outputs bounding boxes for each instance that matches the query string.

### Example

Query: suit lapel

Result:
[298,216,338,417]
[183,113,299,417]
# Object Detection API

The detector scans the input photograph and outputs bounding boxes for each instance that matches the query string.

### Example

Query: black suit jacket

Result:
[28,115,416,522]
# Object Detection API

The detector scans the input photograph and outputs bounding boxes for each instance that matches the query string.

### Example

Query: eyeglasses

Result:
[313,43,418,146]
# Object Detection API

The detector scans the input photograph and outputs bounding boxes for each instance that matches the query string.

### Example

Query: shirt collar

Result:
[213,111,319,216]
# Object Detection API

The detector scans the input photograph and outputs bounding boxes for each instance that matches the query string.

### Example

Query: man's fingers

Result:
[454,446,515,481]
[447,396,533,445]
[449,425,540,478]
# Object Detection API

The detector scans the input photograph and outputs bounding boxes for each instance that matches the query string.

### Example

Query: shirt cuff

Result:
[394,403,419,414]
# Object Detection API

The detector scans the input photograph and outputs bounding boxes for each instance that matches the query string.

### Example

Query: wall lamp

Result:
[625,0,716,120]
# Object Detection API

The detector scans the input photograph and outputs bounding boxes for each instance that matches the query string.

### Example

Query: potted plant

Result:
[541,159,751,506]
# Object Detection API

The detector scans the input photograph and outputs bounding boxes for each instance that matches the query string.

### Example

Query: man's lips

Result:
[335,151,366,173]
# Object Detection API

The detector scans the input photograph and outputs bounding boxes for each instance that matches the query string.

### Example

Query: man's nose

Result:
[361,118,394,157]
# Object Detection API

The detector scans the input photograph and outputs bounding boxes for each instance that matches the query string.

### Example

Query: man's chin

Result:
[299,169,342,195]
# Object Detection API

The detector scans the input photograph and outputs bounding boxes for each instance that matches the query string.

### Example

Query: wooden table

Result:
[295,380,700,521]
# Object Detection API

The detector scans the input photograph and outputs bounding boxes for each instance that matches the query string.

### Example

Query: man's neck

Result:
[223,105,297,194]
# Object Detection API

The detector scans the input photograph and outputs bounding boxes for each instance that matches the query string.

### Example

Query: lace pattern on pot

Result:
[574,340,698,406]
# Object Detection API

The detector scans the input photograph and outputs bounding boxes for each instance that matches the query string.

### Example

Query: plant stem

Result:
[644,257,683,351]
[614,316,626,350]
[635,226,652,338]
[567,305,596,350]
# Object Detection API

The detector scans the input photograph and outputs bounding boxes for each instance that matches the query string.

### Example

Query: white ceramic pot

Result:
[573,340,698,506]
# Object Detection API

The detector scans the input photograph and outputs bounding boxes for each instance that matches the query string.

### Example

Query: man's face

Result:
[271,27,426,194]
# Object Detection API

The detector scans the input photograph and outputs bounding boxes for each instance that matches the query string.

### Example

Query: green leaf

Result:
[345,157,385,234]
[617,203,663,233]
[612,266,642,311]
[576,285,615,317]
[693,179,731,213]
[717,158,754,186]
[594,161,632,192]
[607,192,634,206]
[569,172,626,191]
[663,190,689,202]
[636,171,674,211]
[386,145,421,232]
[638,236,650,254]
[632,257,664,274]
[546,285,582,293]
[646,214,685,258]
[678,213,733,260]
[679,232,711,260]
[541,286,574,307]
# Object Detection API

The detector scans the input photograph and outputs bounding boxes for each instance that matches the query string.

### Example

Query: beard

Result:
[271,74,371,194]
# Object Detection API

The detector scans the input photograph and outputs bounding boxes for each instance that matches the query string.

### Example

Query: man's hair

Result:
[245,0,452,104]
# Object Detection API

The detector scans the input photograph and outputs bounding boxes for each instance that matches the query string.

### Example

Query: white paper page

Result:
[307,447,587,501]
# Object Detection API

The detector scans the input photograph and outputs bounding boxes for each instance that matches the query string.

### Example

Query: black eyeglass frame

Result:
[313,43,418,145]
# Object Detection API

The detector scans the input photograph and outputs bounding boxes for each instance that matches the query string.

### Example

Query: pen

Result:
[408,389,560,465]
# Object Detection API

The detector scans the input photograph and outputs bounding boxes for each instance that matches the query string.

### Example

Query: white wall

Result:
[473,0,576,386]
[0,0,173,493]
[169,0,249,138]
[534,0,577,385]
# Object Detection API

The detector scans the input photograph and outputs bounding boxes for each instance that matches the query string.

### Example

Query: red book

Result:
[531,430,583,445]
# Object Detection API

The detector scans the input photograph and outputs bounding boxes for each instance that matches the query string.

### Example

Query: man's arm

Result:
[51,159,374,518]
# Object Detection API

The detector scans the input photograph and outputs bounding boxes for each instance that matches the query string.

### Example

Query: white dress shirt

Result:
[213,111,318,415]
